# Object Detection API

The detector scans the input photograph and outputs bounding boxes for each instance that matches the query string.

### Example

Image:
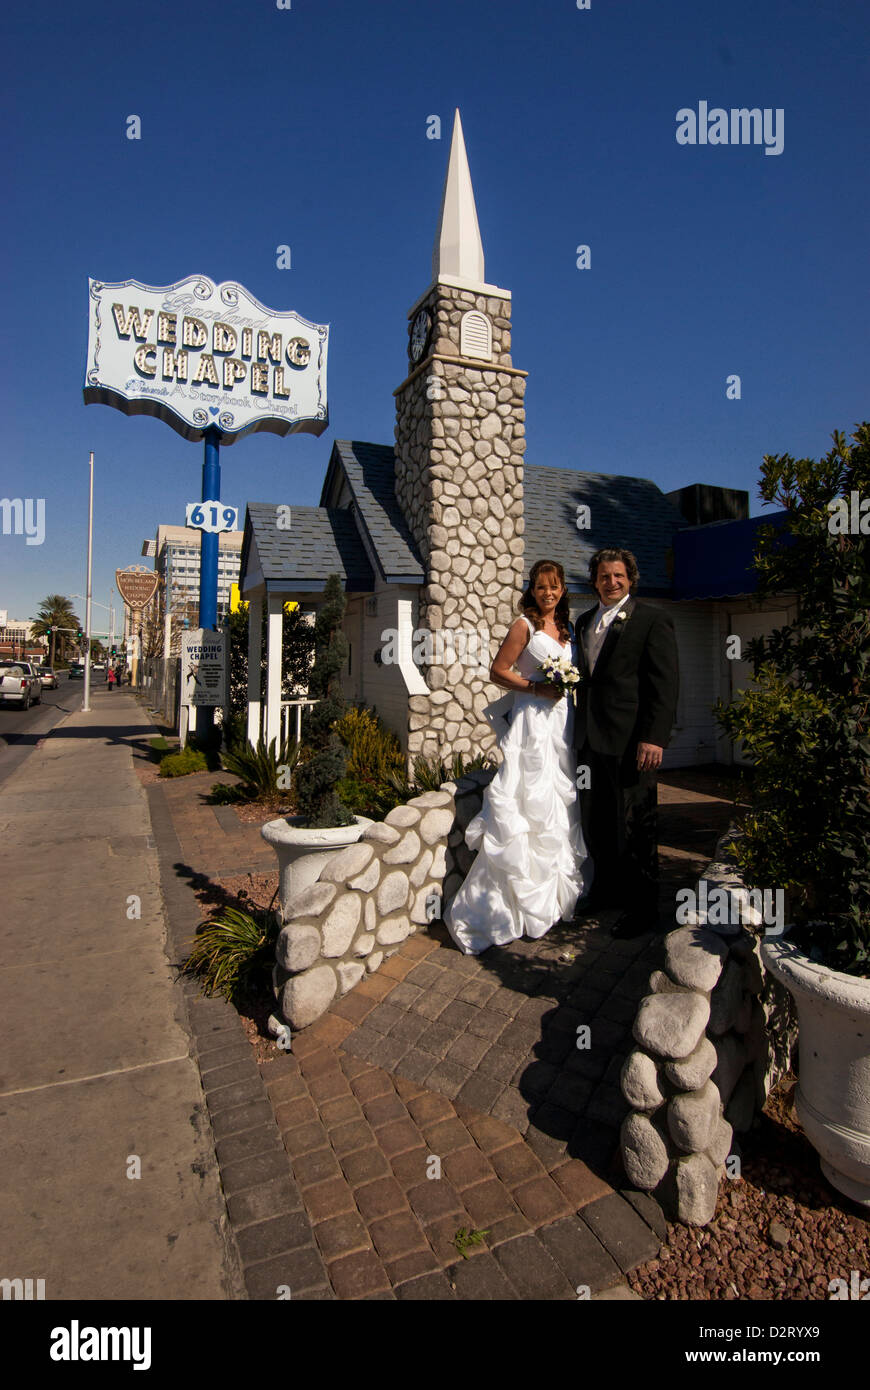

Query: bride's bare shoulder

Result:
[509,615,535,641]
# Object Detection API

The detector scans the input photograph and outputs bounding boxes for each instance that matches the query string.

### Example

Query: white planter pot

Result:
[262,814,374,914]
[761,936,870,1206]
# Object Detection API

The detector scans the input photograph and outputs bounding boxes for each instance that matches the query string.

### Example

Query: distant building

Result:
[0,618,46,661]
[140,524,244,625]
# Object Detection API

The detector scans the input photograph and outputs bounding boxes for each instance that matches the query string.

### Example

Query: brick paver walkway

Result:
[144,734,735,1299]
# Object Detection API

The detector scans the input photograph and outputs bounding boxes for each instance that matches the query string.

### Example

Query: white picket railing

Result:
[261,697,321,745]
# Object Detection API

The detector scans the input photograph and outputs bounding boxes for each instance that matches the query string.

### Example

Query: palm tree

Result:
[32,595,81,666]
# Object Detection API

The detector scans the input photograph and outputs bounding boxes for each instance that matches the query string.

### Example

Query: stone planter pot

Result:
[761,936,870,1207]
[262,815,374,915]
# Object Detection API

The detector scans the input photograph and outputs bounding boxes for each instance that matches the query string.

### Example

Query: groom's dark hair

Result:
[588,548,639,591]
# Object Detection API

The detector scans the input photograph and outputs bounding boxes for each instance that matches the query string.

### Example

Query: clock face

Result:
[410,309,431,363]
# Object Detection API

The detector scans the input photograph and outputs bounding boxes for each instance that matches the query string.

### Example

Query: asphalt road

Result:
[0,676,87,788]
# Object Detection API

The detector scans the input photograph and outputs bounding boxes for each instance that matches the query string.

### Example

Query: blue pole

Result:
[197,426,221,744]
[200,427,221,629]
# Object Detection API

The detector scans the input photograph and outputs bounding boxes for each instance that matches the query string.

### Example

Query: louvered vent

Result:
[460,311,492,360]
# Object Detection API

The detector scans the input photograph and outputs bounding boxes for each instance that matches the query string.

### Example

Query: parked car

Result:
[33,665,58,689]
[0,662,41,707]
[18,662,43,700]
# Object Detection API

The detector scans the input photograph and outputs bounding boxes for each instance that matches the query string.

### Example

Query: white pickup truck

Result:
[0,661,43,708]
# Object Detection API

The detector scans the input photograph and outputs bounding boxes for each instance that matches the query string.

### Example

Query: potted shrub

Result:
[261,574,372,907]
[715,423,870,1205]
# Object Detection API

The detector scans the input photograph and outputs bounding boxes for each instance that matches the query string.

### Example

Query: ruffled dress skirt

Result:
[444,689,593,956]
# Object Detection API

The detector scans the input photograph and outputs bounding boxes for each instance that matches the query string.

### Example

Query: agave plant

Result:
[220,734,299,801]
[384,750,497,796]
[181,905,278,1003]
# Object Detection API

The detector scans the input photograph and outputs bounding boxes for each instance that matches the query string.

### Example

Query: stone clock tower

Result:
[394,110,527,764]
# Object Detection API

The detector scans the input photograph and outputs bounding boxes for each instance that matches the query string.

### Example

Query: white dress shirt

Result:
[585,593,631,672]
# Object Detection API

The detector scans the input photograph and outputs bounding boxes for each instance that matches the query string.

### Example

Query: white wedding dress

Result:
[444,615,593,955]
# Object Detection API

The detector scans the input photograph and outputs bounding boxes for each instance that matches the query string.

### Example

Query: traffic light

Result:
[110,645,116,657]
[76,628,83,641]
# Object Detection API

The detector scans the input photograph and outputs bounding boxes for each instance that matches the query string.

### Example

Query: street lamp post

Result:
[83,452,94,713]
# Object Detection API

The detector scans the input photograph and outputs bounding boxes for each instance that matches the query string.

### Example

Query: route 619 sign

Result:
[186,502,239,533]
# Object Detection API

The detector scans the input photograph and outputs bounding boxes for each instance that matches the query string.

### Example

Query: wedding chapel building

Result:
[238,111,793,771]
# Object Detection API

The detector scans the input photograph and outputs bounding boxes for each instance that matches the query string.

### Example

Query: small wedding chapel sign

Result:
[181,629,227,707]
[116,566,159,609]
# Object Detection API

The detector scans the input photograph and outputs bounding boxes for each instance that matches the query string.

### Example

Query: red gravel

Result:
[627,1075,869,1300]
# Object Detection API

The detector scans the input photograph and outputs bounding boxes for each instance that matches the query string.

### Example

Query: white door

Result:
[727,607,793,766]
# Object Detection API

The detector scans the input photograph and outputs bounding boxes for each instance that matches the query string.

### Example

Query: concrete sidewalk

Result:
[0,690,243,1300]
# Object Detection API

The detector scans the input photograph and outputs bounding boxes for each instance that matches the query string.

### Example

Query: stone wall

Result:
[393,281,526,765]
[270,773,491,1034]
[619,841,798,1225]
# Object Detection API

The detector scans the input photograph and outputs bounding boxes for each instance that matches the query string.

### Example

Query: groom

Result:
[573,547,679,938]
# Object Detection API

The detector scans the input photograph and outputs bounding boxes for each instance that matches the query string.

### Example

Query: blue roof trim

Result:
[672,511,792,600]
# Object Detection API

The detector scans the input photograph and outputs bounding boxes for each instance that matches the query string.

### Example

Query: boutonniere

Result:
[616,610,628,622]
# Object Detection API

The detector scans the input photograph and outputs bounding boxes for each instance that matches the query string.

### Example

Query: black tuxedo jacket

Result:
[573,597,679,757]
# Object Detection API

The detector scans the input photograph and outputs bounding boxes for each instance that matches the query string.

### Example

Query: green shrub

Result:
[293,574,355,828]
[208,782,249,805]
[334,704,406,781]
[159,745,209,777]
[219,710,247,755]
[335,774,415,819]
[181,905,278,1003]
[221,735,299,800]
[714,422,870,976]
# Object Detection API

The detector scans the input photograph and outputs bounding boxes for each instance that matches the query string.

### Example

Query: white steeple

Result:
[432,109,486,285]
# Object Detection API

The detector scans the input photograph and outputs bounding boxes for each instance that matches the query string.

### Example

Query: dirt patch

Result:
[191,870,279,919]
[232,799,295,825]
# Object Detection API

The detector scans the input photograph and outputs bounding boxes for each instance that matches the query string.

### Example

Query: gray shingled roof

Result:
[241,504,374,592]
[524,464,687,597]
[241,445,684,598]
[324,441,425,583]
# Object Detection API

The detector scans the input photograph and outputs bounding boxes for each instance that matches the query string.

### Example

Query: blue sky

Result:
[1,0,868,624]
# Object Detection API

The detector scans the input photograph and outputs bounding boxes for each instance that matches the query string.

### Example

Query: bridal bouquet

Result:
[537,653,582,697]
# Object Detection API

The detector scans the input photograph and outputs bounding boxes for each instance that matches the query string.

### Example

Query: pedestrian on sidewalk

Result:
[107,665,116,691]
[115,664,123,687]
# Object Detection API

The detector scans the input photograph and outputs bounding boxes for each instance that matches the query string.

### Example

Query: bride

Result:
[444,559,593,955]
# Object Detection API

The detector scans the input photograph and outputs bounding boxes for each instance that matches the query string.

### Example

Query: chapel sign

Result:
[181,629,227,707]
[84,275,329,443]
[115,566,159,609]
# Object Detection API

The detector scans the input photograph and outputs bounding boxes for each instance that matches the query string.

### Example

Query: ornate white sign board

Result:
[84,276,329,444]
[181,629,227,707]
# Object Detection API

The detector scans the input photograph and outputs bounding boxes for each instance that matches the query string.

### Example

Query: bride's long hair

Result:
[520,560,571,642]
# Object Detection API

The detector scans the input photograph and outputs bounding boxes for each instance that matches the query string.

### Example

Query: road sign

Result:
[185,502,239,533]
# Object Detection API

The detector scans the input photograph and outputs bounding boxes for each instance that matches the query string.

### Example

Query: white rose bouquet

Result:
[537,653,582,697]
